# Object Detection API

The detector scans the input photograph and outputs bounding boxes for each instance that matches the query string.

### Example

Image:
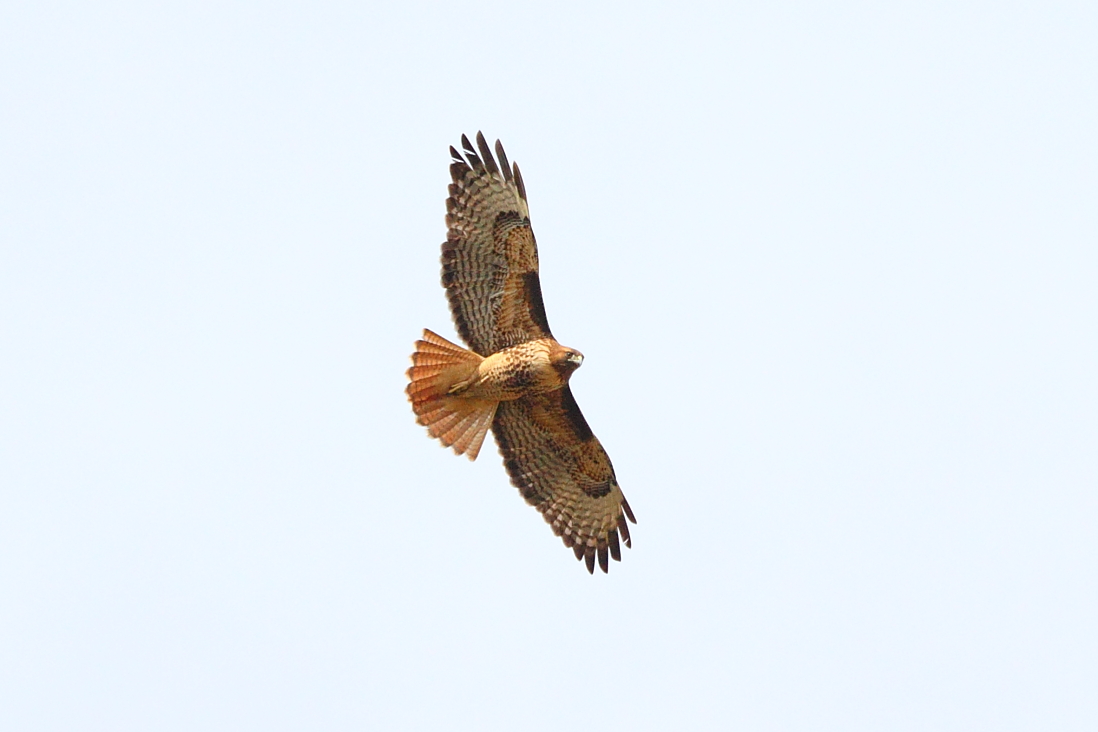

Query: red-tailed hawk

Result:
[406,133,636,574]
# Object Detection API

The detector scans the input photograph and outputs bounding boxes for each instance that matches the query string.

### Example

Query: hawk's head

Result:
[549,344,584,381]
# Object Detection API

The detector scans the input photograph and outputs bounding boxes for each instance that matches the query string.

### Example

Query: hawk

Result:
[406,133,636,574]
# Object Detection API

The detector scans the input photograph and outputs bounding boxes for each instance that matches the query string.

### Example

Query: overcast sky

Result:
[2,2,1096,730]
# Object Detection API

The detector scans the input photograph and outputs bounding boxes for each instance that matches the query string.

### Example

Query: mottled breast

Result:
[471,339,568,401]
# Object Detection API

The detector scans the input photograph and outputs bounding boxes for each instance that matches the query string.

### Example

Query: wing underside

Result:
[492,386,636,573]
[442,133,553,355]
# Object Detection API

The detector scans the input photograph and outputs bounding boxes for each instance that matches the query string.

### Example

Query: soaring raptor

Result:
[406,133,635,574]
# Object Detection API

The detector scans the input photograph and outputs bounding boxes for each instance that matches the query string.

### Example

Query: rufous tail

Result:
[406,329,497,461]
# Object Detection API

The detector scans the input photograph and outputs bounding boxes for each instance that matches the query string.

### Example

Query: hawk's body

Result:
[406,133,635,574]
[459,338,581,402]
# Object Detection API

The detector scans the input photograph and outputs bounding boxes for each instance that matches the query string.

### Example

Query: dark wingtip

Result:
[475,132,500,176]
[584,550,595,574]
[512,162,527,201]
[498,141,513,183]
[495,140,513,183]
[463,145,483,172]
[608,530,621,561]
[621,497,636,524]
[618,514,632,547]
[597,544,609,573]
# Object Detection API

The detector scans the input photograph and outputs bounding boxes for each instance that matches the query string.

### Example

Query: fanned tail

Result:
[406,329,497,460]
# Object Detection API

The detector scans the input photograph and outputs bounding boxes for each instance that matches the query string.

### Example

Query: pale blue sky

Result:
[2,2,1096,730]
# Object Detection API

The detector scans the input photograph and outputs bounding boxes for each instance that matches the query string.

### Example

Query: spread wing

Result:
[492,386,636,574]
[441,133,553,356]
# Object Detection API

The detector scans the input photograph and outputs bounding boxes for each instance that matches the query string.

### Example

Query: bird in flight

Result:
[406,133,635,574]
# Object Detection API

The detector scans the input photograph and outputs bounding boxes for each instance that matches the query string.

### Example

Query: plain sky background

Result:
[2,1,1096,730]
